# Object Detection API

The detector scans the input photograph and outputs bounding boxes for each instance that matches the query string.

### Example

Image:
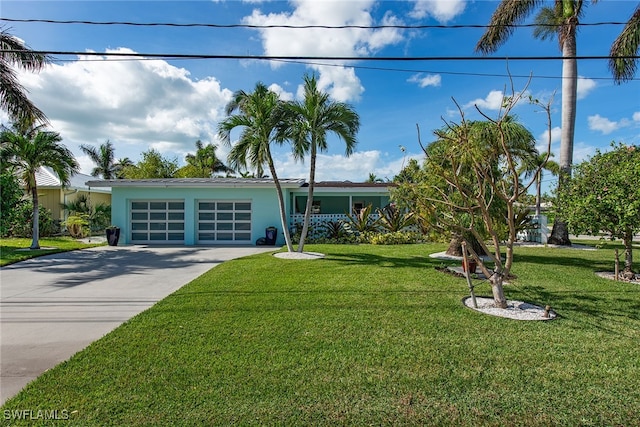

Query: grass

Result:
[0,236,105,266]
[2,243,639,426]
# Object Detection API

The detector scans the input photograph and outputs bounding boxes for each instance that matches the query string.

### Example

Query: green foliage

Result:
[7,202,57,237]
[121,149,178,179]
[559,142,640,271]
[368,231,423,245]
[376,204,415,232]
[344,204,380,234]
[61,194,111,232]
[320,219,346,240]
[0,169,24,236]
[64,215,90,238]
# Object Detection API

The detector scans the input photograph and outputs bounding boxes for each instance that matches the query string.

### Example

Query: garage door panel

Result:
[130,200,185,244]
[197,200,252,244]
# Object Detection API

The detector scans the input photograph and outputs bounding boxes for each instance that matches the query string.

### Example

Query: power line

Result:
[3,49,635,62]
[0,17,630,30]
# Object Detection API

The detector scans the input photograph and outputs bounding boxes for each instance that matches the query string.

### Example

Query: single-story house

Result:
[27,167,112,222]
[86,178,393,246]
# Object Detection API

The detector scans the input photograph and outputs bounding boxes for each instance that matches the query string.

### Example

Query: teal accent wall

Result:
[110,186,290,245]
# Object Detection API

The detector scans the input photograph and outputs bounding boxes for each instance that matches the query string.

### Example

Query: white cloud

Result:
[577,76,596,100]
[18,48,233,171]
[537,126,561,153]
[273,150,418,182]
[633,112,640,122]
[243,0,404,102]
[408,73,441,88]
[409,0,467,22]
[588,114,620,135]
[268,83,294,101]
[464,90,504,111]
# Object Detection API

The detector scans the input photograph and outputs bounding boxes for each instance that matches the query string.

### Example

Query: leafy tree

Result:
[0,123,78,248]
[177,140,231,178]
[418,85,551,308]
[0,168,24,236]
[281,74,360,253]
[218,82,295,252]
[80,140,117,179]
[61,193,111,231]
[122,149,178,179]
[0,28,50,124]
[559,143,640,276]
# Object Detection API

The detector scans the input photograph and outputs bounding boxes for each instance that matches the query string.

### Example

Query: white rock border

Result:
[463,296,557,321]
[273,251,325,260]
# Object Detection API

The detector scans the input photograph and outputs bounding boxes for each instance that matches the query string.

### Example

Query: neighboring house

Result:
[27,167,111,222]
[86,178,393,246]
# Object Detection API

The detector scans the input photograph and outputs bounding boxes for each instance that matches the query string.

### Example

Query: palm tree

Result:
[520,152,560,216]
[281,74,360,253]
[182,140,231,177]
[609,4,640,84]
[0,123,79,249]
[218,82,296,252]
[113,157,134,179]
[80,140,116,179]
[0,28,50,124]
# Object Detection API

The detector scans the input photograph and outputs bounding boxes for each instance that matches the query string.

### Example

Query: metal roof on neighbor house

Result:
[86,177,307,188]
[34,167,111,193]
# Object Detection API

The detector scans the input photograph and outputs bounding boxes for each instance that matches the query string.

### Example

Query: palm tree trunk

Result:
[549,30,578,246]
[30,184,40,249]
[535,171,542,217]
[298,142,317,252]
[267,155,294,252]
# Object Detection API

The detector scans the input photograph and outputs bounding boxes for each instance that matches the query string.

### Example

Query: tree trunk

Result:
[490,271,508,309]
[623,229,635,275]
[550,23,578,246]
[297,142,317,253]
[535,172,542,217]
[267,155,294,252]
[30,184,40,250]
[445,233,463,256]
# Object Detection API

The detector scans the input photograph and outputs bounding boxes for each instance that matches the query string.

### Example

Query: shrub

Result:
[8,202,57,237]
[368,231,424,245]
[0,170,24,237]
[64,215,90,238]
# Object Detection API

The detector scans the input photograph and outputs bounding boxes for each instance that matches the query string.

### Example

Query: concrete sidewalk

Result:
[0,245,276,405]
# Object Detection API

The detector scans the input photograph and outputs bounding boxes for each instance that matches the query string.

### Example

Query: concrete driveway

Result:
[0,245,276,405]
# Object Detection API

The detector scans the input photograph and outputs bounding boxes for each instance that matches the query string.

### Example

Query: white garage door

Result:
[197,200,252,244]
[130,200,185,244]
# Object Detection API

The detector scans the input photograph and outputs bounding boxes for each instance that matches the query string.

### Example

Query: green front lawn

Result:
[2,243,638,425]
[0,237,105,266]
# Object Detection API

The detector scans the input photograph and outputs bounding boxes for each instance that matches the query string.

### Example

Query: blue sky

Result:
[2,0,639,192]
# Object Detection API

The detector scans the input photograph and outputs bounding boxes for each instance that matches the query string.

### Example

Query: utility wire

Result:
[0,17,630,29]
[2,49,635,62]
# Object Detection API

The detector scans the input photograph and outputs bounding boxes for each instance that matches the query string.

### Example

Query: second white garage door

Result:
[197,200,252,244]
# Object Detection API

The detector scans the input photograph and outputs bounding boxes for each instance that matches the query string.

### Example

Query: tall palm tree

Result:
[183,140,231,177]
[281,74,360,253]
[80,140,116,179]
[0,28,50,124]
[609,4,640,84]
[0,123,79,249]
[218,82,296,252]
[520,152,560,216]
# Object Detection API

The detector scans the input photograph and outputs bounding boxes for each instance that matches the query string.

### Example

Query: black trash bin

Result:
[265,226,277,245]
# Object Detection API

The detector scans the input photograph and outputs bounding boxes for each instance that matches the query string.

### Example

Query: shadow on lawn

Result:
[326,251,443,269]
